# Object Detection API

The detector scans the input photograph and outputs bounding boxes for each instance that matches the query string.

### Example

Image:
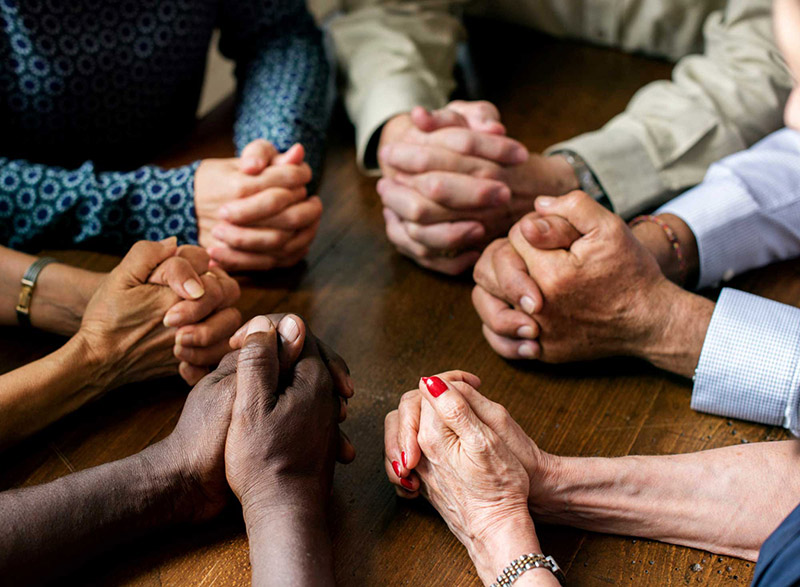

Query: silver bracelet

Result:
[490,553,566,586]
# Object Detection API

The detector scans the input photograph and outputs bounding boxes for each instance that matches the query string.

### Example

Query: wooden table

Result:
[0,21,793,586]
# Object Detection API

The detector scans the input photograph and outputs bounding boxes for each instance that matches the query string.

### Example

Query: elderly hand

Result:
[225,315,353,524]
[76,239,242,390]
[384,372,554,585]
[195,139,321,272]
[376,101,579,274]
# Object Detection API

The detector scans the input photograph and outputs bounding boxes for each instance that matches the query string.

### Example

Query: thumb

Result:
[419,374,487,448]
[410,106,469,132]
[518,212,582,250]
[239,139,277,175]
[535,191,613,236]
[234,315,281,420]
[115,237,178,285]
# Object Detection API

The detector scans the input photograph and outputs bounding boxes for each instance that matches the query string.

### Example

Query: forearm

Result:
[0,334,106,449]
[0,157,199,253]
[635,281,714,378]
[0,443,189,582]
[244,503,334,587]
[0,247,101,334]
[533,441,800,560]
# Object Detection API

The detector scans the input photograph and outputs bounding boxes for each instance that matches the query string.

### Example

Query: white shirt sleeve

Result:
[657,128,800,289]
[692,288,800,435]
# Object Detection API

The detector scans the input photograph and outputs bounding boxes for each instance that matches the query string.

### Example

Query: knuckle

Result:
[473,166,501,181]
[440,399,470,425]
[406,199,425,223]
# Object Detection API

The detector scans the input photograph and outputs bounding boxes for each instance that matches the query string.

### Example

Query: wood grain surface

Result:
[0,21,792,586]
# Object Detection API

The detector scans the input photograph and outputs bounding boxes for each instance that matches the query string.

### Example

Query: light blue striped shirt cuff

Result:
[657,128,800,289]
[693,288,800,435]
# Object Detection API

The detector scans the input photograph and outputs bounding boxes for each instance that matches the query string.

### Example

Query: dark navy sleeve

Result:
[218,0,330,182]
[751,502,800,586]
[0,157,200,253]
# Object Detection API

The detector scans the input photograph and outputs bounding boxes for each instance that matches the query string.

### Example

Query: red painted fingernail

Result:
[392,461,401,477]
[400,478,414,490]
[401,451,407,468]
[422,376,447,398]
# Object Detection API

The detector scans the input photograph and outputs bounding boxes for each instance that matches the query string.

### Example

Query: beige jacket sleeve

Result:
[547,0,793,218]
[318,0,465,172]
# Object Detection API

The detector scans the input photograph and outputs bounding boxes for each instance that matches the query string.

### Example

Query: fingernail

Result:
[278,315,300,345]
[183,279,204,299]
[535,219,550,234]
[520,296,537,315]
[422,376,447,398]
[173,342,182,358]
[218,206,230,220]
[401,451,407,468]
[537,196,555,208]
[163,312,181,328]
[392,461,401,477]
[519,342,537,359]
[247,315,272,336]
[400,478,414,490]
[517,325,535,339]
[179,332,194,346]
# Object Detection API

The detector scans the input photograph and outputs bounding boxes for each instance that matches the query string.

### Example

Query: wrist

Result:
[544,154,581,196]
[136,442,205,526]
[634,282,714,377]
[239,478,327,527]
[469,513,542,585]
[630,214,699,287]
[31,265,104,336]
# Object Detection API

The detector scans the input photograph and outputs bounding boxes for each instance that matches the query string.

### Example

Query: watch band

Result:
[15,257,59,328]
[491,553,566,587]
[551,149,612,210]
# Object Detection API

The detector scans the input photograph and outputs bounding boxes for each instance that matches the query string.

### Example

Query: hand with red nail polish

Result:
[194,139,320,273]
[395,371,548,585]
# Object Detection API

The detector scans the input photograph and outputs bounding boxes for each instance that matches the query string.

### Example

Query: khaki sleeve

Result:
[325,1,466,173]
[547,0,793,219]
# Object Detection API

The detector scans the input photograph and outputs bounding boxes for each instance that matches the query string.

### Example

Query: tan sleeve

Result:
[547,0,793,218]
[325,1,466,173]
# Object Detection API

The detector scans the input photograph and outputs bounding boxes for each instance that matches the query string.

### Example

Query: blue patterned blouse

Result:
[0,0,329,252]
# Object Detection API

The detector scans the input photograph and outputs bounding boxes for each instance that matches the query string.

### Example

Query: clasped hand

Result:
[195,139,321,272]
[377,101,576,275]
[146,314,355,524]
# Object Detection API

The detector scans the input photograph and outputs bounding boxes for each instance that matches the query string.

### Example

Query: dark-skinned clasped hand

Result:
[146,314,355,524]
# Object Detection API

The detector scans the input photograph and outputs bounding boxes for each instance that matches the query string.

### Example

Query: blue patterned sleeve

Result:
[692,288,800,435]
[0,157,200,253]
[218,1,330,182]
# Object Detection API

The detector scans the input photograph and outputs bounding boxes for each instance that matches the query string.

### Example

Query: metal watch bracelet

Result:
[550,149,612,210]
[15,257,59,328]
[490,553,566,587]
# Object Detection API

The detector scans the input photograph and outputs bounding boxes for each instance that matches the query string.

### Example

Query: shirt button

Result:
[722,269,735,282]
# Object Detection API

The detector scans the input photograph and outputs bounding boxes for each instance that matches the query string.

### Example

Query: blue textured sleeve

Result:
[692,288,800,435]
[218,1,330,183]
[0,157,200,253]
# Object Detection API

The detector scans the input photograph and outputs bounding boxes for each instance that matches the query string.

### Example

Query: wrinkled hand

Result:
[76,239,241,389]
[225,315,353,520]
[384,372,546,584]
[497,191,672,363]
[195,139,321,272]
[377,101,577,274]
